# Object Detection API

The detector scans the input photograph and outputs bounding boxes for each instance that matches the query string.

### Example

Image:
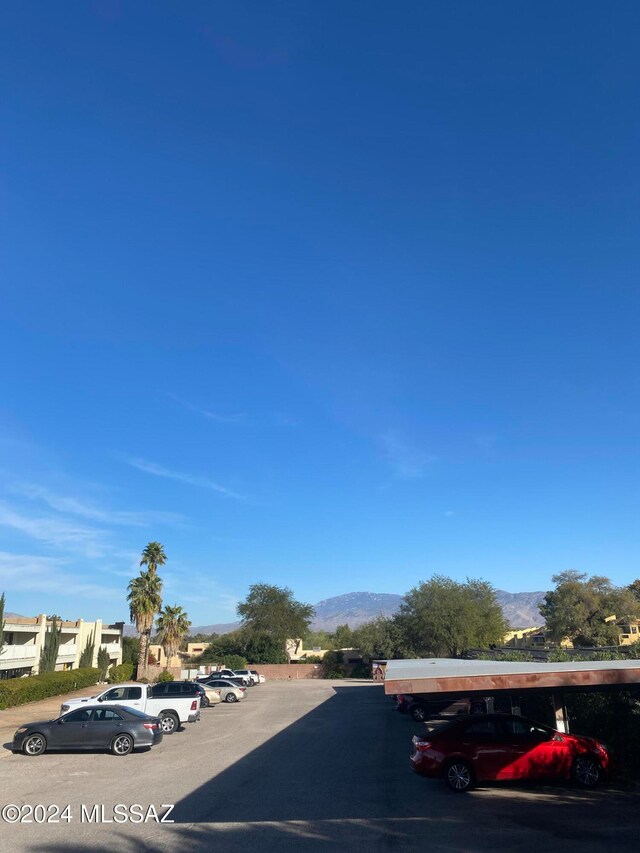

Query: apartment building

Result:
[1,613,124,679]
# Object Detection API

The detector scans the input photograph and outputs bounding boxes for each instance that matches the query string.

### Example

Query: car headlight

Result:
[15,727,28,735]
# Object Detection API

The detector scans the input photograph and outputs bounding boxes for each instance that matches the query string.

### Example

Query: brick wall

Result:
[140,663,323,682]
[142,665,182,681]
[252,664,322,680]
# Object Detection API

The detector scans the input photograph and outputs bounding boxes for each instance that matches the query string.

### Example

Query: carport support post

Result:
[552,693,569,733]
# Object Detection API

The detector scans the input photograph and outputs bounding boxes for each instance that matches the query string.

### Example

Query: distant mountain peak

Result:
[123,588,546,637]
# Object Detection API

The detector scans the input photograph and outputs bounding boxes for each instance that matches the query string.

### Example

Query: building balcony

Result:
[102,642,121,656]
[0,645,38,665]
[56,645,78,661]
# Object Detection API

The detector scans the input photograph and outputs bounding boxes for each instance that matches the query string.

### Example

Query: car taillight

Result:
[143,723,158,730]
[414,739,432,752]
[191,700,198,711]
[240,687,246,692]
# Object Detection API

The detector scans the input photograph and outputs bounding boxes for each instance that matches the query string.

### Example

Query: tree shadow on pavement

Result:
[29,684,640,853]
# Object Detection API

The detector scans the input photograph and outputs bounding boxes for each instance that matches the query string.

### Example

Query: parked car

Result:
[399,695,470,722]
[13,705,163,756]
[250,670,266,684]
[201,678,246,703]
[60,682,200,734]
[203,668,251,686]
[410,713,609,792]
[234,669,260,686]
[191,682,222,707]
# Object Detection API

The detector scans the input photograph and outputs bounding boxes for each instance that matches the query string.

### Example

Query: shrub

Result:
[0,668,100,710]
[321,650,346,678]
[157,670,174,682]
[349,662,371,679]
[107,662,134,684]
[223,654,248,671]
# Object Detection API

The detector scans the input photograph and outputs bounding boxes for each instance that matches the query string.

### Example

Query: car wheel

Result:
[411,704,427,722]
[572,756,602,787]
[225,692,238,703]
[23,733,47,756]
[111,734,134,756]
[159,712,179,734]
[202,696,210,708]
[444,760,474,792]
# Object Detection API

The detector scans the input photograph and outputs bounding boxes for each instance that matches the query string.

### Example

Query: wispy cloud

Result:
[0,501,107,557]
[0,551,119,599]
[126,457,243,500]
[169,394,244,424]
[379,431,436,479]
[11,482,185,527]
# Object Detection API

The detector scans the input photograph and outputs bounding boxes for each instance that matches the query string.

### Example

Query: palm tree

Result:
[156,605,192,670]
[127,571,163,676]
[140,542,167,576]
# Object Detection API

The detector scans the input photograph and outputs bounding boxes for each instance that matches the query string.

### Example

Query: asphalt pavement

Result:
[0,679,638,852]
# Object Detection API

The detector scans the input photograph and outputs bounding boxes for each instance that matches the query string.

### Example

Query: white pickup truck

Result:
[60,683,200,734]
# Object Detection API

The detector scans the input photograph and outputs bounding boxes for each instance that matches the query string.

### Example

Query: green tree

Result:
[304,630,334,650]
[541,571,640,646]
[351,615,407,660]
[197,631,246,663]
[222,653,248,671]
[397,575,508,657]
[97,646,110,680]
[140,541,167,575]
[188,632,219,644]
[156,605,191,669]
[628,579,640,603]
[78,629,95,668]
[121,636,140,666]
[39,618,62,673]
[127,570,163,676]
[237,583,314,645]
[333,623,354,649]
[243,633,288,664]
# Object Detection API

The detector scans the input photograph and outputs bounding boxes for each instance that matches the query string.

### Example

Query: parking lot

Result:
[1,679,639,852]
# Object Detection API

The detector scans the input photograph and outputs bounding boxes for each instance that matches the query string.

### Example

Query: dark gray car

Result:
[12,704,163,756]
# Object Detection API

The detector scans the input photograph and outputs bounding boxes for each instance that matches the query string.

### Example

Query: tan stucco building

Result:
[1,614,124,679]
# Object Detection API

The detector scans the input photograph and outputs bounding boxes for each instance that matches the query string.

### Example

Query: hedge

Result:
[107,662,134,684]
[0,668,100,710]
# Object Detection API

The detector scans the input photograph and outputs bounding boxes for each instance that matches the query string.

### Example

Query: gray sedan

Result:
[12,704,163,756]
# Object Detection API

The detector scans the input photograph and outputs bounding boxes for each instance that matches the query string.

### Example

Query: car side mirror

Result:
[57,719,65,724]
[97,696,104,702]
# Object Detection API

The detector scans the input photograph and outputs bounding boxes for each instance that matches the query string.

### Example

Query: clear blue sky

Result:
[1,2,639,626]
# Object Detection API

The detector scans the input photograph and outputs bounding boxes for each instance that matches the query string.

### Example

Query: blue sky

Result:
[0,2,639,626]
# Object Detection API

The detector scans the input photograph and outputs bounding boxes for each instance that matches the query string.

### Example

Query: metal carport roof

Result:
[383,657,640,697]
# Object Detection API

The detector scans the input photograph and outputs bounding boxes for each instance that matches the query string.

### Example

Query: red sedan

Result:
[410,713,609,792]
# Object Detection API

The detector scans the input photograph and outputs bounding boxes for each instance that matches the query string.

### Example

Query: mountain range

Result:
[123,589,545,638]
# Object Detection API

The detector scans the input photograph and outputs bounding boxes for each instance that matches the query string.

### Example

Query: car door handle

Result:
[81,724,89,728]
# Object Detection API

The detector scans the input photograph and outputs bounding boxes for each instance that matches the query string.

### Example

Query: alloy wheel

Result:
[447,763,472,791]
[161,715,177,733]
[574,758,600,787]
[113,735,133,755]
[24,735,45,756]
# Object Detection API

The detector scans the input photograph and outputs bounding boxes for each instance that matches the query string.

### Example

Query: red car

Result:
[410,713,609,792]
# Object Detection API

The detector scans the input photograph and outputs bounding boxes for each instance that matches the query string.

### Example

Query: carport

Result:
[383,658,640,732]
